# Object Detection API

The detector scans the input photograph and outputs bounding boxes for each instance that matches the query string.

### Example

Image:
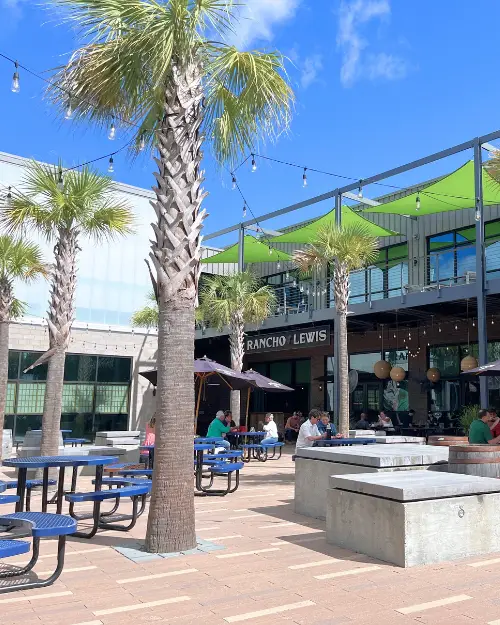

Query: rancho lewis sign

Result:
[245,326,330,354]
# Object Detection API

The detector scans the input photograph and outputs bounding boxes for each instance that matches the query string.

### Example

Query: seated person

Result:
[261,413,279,445]
[374,411,394,431]
[317,413,342,438]
[144,415,156,446]
[207,410,231,450]
[470,409,500,444]
[354,413,370,430]
[489,409,500,438]
[284,412,301,442]
[296,409,326,450]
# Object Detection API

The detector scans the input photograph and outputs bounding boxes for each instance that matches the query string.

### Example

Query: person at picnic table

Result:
[488,408,500,438]
[224,409,236,428]
[206,410,231,450]
[261,413,279,446]
[317,413,343,439]
[374,411,394,431]
[296,409,326,450]
[354,413,370,430]
[284,412,301,443]
[144,415,156,446]
[469,409,500,444]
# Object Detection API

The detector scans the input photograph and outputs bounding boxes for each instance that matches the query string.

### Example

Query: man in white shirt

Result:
[296,409,325,451]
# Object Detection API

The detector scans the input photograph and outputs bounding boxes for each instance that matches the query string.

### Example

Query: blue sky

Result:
[2,0,500,247]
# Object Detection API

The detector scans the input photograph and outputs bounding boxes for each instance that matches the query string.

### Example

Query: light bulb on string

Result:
[242,203,247,218]
[251,154,257,172]
[56,169,64,191]
[268,247,273,256]
[107,156,114,173]
[231,174,237,190]
[5,187,12,208]
[475,208,481,222]
[492,316,495,325]
[455,323,458,330]
[293,279,297,287]
[108,120,116,140]
[416,194,421,211]
[286,272,290,280]
[423,329,426,336]
[64,98,73,120]
[11,61,20,93]
[438,324,442,333]
[357,181,363,199]
[473,319,476,327]
[277,261,281,270]
[302,168,308,188]
[139,133,146,151]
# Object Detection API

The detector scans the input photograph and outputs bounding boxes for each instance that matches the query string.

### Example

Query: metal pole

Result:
[474,138,488,407]
[333,192,342,424]
[238,225,245,272]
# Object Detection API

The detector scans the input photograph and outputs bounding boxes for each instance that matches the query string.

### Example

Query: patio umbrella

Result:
[241,369,294,426]
[460,359,500,376]
[139,357,257,419]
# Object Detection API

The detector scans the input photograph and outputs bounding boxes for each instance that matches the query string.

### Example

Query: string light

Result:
[11,61,19,93]
[302,168,308,188]
[492,316,495,325]
[475,208,481,222]
[107,156,114,173]
[293,279,297,287]
[5,186,12,207]
[242,202,247,218]
[231,175,237,190]
[438,324,442,333]
[268,247,273,256]
[455,323,458,330]
[64,98,72,120]
[277,261,281,270]
[473,319,476,327]
[285,272,290,280]
[416,194,421,211]
[357,181,363,199]
[251,154,257,172]
[139,133,146,151]
[423,329,426,336]
[108,120,116,141]
[56,169,64,191]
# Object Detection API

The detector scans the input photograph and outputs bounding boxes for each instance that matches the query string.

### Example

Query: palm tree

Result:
[2,161,134,457]
[293,223,378,436]
[47,0,293,552]
[198,271,276,424]
[0,235,48,458]
[131,291,158,329]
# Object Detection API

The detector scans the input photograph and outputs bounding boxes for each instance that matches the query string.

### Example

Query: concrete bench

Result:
[326,471,500,567]
[294,444,448,521]
[374,436,426,445]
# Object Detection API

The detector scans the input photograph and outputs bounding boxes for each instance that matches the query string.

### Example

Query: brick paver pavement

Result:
[0,448,498,624]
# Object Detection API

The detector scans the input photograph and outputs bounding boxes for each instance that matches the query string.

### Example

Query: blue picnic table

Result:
[3,455,118,514]
[315,438,376,447]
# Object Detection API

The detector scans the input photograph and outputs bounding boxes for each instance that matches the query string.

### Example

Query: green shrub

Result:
[460,404,480,434]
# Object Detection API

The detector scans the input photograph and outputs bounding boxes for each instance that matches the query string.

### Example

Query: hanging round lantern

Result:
[374,360,391,379]
[427,368,441,382]
[390,366,406,382]
[461,355,478,372]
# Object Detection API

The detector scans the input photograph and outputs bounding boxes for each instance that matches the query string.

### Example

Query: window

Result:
[19,352,47,381]
[97,356,131,383]
[64,355,97,382]
[350,352,381,374]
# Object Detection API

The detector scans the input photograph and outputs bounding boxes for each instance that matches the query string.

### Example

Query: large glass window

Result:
[249,359,310,415]
[350,352,381,374]
[64,355,97,382]
[97,356,131,383]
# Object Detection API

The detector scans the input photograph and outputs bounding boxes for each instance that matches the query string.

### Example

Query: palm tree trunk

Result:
[40,228,77,457]
[335,261,350,436]
[145,62,206,553]
[0,279,13,459]
[229,314,245,426]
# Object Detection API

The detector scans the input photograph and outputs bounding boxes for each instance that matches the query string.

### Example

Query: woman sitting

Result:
[261,413,279,446]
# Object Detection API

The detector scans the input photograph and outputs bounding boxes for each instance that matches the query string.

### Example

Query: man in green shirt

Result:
[468,409,500,444]
[207,410,231,449]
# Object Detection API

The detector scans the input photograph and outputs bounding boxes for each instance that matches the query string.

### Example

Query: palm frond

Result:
[0,235,49,283]
[293,223,379,274]
[204,46,293,165]
[131,290,159,328]
[9,298,27,320]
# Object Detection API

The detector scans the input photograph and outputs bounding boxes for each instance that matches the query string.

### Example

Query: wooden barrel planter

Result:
[448,445,500,478]
[428,435,468,447]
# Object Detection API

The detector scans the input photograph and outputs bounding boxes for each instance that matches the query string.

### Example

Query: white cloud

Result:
[228,0,301,49]
[300,54,323,88]
[336,0,408,86]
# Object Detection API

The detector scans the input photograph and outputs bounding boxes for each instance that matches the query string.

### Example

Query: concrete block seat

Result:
[374,436,426,445]
[5,479,57,512]
[0,511,77,593]
[294,444,449,521]
[326,471,500,567]
[66,482,151,539]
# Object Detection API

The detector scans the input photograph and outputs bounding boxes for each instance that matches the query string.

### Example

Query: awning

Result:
[270,205,397,244]
[201,235,291,264]
[363,161,500,217]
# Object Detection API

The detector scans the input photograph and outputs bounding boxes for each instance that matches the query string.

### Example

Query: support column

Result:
[333,191,342,425]
[474,138,488,407]
[238,225,245,272]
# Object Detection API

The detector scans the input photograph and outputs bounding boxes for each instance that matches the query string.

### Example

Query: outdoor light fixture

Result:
[11,61,19,93]
[358,181,363,199]
[139,133,146,151]
[251,154,257,172]
[64,99,73,120]
[5,187,12,207]
[242,203,247,218]
[268,247,273,255]
[277,261,281,270]
[231,174,237,190]
[108,156,114,173]
[293,280,297,287]
[56,169,64,191]
[302,168,308,188]
[108,120,116,140]
[475,208,481,222]
[415,194,421,211]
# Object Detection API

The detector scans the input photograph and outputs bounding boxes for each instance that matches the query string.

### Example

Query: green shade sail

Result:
[201,235,291,264]
[364,161,500,217]
[270,205,397,243]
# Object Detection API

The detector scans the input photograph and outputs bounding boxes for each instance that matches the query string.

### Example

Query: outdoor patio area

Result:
[0,449,499,625]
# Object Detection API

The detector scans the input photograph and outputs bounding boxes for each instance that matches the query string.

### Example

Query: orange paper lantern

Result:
[460,355,478,372]
[427,368,441,382]
[390,366,406,382]
[374,360,391,379]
